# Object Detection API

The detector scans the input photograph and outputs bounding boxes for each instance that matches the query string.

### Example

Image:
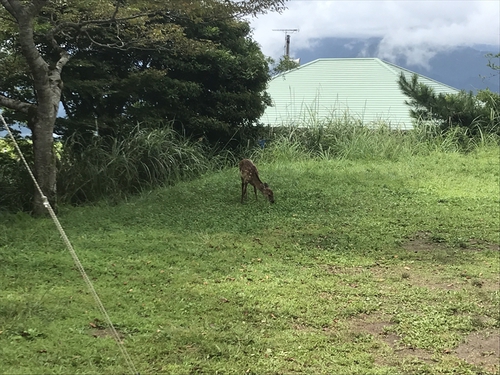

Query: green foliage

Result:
[485,52,500,72]
[398,73,499,137]
[1,147,498,374]
[2,113,499,212]
[52,114,500,209]
[0,136,33,212]
[57,125,238,205]
[255,116,499,164]
[56,17,271,147]
[0,37,35,127]
[269,55,300,75]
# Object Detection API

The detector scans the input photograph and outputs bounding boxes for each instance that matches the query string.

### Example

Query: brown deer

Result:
[239,159,274,204]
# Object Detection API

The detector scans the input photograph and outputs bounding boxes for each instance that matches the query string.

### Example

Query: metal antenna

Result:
[272,29,299,57]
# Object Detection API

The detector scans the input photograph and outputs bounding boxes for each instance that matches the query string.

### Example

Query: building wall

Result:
[262,58,460,129]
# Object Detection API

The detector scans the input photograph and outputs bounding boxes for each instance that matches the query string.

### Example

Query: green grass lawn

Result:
[1,146,499,374]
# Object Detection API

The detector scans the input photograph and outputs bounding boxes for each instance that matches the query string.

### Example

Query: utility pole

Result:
[272,29,299,58]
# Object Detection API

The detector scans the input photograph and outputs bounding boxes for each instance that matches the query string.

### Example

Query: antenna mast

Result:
[272,29,299,58]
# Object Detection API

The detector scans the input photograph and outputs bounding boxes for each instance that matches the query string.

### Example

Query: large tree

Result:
[0,0,285,215]
[57,16,271,147]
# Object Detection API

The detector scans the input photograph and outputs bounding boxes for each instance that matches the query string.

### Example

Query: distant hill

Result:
[293,37,499,93]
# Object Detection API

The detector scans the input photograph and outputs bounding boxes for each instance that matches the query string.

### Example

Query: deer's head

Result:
[263,183,274,203]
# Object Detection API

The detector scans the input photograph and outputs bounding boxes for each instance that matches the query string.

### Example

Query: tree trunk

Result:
[30,89,59,216]
[29,58,66,215]
[2,0,67,215]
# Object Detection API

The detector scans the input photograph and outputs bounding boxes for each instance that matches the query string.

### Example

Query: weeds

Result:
[57,125,237,205]
[256,117,499,165]
[0,143,498,374]
[1,116,498,212]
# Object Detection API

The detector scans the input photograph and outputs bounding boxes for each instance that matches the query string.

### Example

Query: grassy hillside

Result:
[0,146,499,374]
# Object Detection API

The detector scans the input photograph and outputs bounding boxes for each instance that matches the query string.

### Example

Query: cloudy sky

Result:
[249,0,500,67]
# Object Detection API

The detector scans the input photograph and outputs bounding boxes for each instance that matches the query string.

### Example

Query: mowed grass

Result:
[0,146,499,374]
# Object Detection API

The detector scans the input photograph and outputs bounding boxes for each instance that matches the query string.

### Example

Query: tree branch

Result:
[0,0,22,20]
[47,10,165,37]
[0,93,36,113]
[43,10,164,49]
[0,12,16,24]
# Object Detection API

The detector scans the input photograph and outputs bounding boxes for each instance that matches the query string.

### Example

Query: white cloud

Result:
[249,0,500,67]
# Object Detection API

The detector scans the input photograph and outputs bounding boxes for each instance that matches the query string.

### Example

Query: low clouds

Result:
[249,0,499,68]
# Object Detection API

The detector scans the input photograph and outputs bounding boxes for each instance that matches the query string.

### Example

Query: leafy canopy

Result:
[57,16,272,146]
[0,0,286,127]
[269,55,300,76]
[399,73,499,136]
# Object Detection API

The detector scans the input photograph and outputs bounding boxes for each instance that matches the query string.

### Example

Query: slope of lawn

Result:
[0,146,499,374]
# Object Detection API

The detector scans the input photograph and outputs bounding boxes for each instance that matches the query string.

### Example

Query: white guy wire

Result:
[0,114,139,375]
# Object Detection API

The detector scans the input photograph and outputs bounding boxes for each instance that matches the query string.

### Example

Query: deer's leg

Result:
[253,184,258,200]
[241,179,246,203]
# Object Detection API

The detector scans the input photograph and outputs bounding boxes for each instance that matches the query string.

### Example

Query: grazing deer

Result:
[239,159,274,204]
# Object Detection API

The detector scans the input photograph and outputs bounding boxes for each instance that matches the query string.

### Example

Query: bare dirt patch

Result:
[399,232,500,291]
[454,330,500,374]
[462,239,500,252]
[349,314,435,365]
[403,231,499,253]
[403,231,445,253]
[323,236,499,373]
[292,323,316,333]
[367,264,465,291]
[350,314,500,373]
[323,261,498,293]
[350,314,400,346]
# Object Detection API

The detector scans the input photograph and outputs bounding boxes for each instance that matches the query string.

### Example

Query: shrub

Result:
[399,74,500,138]
[0,137,33,212]
[57,125,236,205]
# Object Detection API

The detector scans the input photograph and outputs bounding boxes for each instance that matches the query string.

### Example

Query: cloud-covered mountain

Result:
[292,38,499,93]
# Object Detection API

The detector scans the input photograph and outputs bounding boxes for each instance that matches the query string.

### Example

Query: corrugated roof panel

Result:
[262,58,460,129]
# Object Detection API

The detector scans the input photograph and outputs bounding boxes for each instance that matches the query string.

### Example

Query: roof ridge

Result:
[270,58,460,92]
[381,59,461,91]
[272,57,383,79]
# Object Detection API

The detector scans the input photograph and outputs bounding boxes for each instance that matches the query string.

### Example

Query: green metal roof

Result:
[262,58,460,129]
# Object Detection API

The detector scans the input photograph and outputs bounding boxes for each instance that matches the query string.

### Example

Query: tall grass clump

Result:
[57,125,237,205]
[253,113,498,165]
[257,117,416,162]
[408,120,499,154]
[249,128,311,165]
